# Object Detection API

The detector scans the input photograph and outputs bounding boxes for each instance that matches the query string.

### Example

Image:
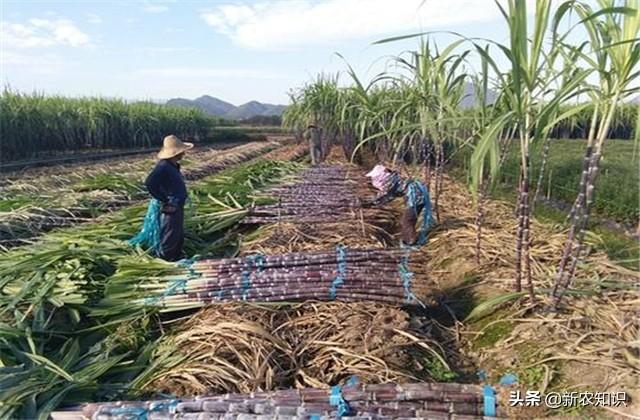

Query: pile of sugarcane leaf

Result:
[82,381,494,419]
[129,303,453,397]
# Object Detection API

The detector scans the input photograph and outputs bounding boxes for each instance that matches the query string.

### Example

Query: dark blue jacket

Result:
[145,159,188,206]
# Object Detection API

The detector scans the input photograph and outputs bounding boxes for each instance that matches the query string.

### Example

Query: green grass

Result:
[500,139,638,223]
[472,321,513,350]
[453,139,639,270]
[455,139,639,223]
[487,186,640,270]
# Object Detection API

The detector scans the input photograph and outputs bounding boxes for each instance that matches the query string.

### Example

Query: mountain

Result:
[166,95,236,117]
[165,96,285,120]
[459,82,497,109]
[225,101,286,120]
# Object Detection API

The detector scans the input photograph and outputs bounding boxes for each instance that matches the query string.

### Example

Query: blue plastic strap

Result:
[177,257,201,279]
[144,277,188,306]
[105,399,179,419]
[329,245,347,300]
[145,258,202,306]
[499,373,518,386]
[108,406,148,419]
[129,199,162,254]
[241,253,265,300]
[329,385,352,417]
[309,415,322,420]
[345,375,359,387]
[415,180,434,245]
[397,249,426,308]
[483,385,496,417]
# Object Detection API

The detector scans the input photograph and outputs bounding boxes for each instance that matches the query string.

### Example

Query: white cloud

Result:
[136,67,285,80]
[1,18,90,48]
[200,0,503,50]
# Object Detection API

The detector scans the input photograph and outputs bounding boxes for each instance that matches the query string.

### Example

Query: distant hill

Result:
[165,95,285,120]
[459,82,497,108]
[225,101,286,120]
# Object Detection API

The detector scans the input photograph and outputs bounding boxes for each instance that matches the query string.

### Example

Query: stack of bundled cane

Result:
[244,164,369,224]
[126,247,427,311]
[82,382,499,419]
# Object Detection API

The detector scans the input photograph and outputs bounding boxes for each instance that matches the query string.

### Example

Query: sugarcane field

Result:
[1,1,639,419]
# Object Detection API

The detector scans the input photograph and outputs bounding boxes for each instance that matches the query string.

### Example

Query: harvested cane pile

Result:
[132,303,450,397]
[241,163,398,253]
[84,381,495,419]
[122,152,446,401]
[108,247,431,311]
[245,164,367,224]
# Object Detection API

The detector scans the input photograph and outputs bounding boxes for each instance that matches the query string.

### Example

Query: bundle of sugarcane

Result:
[246,164,376,225]
[258,141,309,162]
[81,382,498,419]
[105,247,428,311]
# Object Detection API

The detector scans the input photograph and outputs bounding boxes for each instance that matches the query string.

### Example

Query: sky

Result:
[0,0,596,105]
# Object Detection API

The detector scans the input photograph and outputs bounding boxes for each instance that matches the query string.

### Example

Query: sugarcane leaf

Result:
[465,292,526,322]
[21,352,75,382]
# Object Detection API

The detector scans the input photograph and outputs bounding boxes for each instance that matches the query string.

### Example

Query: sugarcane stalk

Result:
[551,94,619,308]
[83,381,488,419]
[532,136,552,209]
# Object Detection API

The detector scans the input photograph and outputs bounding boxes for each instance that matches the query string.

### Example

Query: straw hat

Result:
[157,135,194,159]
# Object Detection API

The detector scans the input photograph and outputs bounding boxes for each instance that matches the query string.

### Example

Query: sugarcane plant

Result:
[281,93,305,142]
[0,89,218,162]
[550,0,640,308]
[394,39,469,221]
[288,74,343,160]
[469,0,592,300]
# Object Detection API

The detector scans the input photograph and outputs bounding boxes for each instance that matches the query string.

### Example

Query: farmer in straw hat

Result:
[142,134,194,261]
[363,164,434,246]
[304,124,322,165]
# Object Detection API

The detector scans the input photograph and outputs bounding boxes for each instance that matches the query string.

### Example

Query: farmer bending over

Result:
[304,124,322,165]
[143,135,193,261]
[363,164,434,246]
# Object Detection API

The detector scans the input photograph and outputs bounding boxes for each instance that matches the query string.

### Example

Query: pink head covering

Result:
[365,164,390,191]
